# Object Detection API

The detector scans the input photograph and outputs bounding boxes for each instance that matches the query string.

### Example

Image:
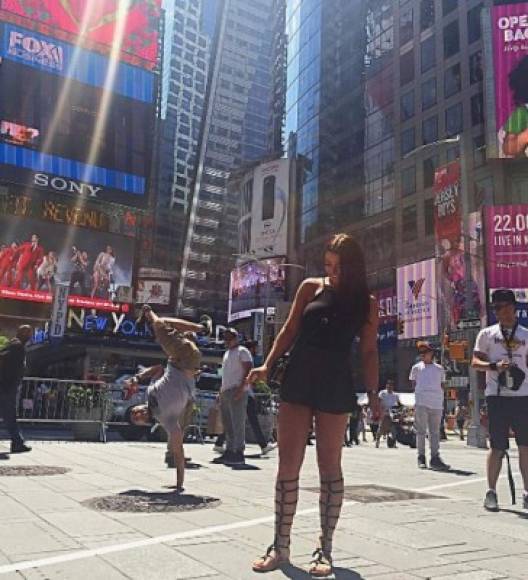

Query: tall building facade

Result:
[177,0,275,321]
[286,0,524,384]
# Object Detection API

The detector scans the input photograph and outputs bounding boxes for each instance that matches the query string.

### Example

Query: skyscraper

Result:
[177,0,275,322]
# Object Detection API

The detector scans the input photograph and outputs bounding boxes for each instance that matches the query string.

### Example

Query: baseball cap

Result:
[223,328,239,339]
[491,288,516,305]
[416,340,434,352]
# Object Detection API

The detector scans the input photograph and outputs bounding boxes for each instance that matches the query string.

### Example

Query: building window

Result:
[400,5,414,45]
[401,90,415,120]
[420,0,435,31]
[421,77,437,110]
[422,115,438,145]
[423,155,438,188]
[467,4,483,44]
[400,49,415,86]
[446,144,460,163]
[402,205,418,242]
[443,20,460,59]
[401,165,416,196]
[401,127,416,156]
[446,102,463,136]
[442,0,457,16]
[469,51,483,85]
[421,35,436,73]
[424,198,435,236]
[444,63,462,98]
[471,93,484,126]
[474,134,486,167]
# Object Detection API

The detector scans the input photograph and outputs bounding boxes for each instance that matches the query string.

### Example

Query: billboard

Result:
[238,159,289,259]
[489,3,528,158]
[484,204,528,290]
[396,258,438,339]
[0,0,161,70]
[228,258,286,322]
[0,34,155,206]
[0,214,134,311]
[374,287,397,351]
[136,279,172,306]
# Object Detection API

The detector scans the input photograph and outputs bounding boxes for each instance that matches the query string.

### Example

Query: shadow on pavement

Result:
[230,463,260,471]
[184,461,204,469]
[278,563,365,579]
[0,452,9,460]
[245,453,269,460]
[499,508,528,519]
[440,468,476,477]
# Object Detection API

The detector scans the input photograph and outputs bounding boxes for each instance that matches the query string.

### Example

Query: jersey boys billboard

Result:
[0,24,155,207]
[0,0,161,70]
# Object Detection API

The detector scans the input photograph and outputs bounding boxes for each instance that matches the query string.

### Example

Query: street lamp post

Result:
[404,135,486,448]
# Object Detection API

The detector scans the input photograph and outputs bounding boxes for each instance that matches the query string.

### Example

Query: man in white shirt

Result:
[375,379,400,448]
[214,328,253,466]
[472,289,528,512]
[409,341,450,471]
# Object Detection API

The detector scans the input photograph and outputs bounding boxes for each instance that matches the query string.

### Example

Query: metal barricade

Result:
[18,378,111,442]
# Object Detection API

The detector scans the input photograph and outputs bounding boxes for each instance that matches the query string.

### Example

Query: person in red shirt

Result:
[14,234,44,290]
[0,242,19,287]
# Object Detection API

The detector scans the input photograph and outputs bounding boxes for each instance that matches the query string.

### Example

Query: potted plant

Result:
[67,384,113,441]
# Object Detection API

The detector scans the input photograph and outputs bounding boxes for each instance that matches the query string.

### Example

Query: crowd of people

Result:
[1,233,528,578]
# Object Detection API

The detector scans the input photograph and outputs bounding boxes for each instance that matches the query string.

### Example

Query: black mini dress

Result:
[280,285,360,414]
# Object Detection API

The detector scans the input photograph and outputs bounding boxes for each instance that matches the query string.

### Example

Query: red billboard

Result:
[0,0,161,70]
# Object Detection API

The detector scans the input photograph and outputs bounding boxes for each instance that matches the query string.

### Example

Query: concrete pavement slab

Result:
[19,557,129,580]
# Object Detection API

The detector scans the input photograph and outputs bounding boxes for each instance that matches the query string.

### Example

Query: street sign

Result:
[456,319,481,330]
[49,284,69,339]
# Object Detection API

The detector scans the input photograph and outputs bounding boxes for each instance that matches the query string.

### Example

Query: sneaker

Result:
[484,489,499,512]
[417,454,427,469]
[225,451,245,465]
[199,315,213,337]
[430,455,450,471]
[10,442,31,454]
[261,443,276,455]
[213,444,225,454]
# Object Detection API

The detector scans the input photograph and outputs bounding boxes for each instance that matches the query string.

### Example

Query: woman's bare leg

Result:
[169,428,185,491]
[311,411,349,577]
[252,402,313,572]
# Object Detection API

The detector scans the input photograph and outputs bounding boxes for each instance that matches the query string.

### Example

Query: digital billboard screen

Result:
[0,214,134,311]
[136,279,172,306]
[0,0,161,71]
[228,258,286,322]
[0,38,154,207]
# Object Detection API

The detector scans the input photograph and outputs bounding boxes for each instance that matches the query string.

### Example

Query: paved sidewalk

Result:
[0,435,526,579]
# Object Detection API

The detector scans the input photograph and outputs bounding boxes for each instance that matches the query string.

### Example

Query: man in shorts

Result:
[127,306,211,492]
[375,378,400,448]
[472,289,528,511]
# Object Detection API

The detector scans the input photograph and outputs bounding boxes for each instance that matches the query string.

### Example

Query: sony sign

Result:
[34,173,102,198]
[8,30,64,71]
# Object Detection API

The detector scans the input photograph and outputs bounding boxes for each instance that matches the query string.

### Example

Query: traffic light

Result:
[398,318,404,335]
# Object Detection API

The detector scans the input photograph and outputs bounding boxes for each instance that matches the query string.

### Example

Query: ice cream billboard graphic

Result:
[397,259,438,340]
[433,162,481,328]
[0,0,161,70]
[484,204,528,290]
[490,3,528,158]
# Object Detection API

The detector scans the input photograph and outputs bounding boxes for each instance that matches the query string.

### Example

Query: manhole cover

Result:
[84,490,221,513]
[0,466,70,477]
[303,484,442,503]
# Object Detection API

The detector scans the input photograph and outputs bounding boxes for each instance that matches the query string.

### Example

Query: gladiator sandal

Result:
[252,478,298,572]
[309,477,344,577]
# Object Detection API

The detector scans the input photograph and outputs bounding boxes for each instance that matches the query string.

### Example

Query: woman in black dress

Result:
[249,234,379,577]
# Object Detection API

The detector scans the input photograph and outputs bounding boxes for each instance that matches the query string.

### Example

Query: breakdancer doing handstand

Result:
[126,306,212,492]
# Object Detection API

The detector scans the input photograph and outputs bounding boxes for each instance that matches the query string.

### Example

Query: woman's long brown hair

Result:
[325,233,370,328]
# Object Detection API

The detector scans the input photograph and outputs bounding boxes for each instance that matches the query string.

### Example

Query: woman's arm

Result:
[359,296,379,393]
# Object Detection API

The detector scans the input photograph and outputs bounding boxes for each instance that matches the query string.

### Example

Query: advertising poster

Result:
[228,258,286,322]
[136,279,172,306]
[396,259,438,340]
[0,0,161,70]
[374,287,397,351]
[0,214,134,311]
[433,162,482,328]
[490,3,528,158]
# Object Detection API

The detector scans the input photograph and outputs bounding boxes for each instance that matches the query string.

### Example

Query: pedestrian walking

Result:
[248,233,379,576]
[410,341,450,470]
[472,289,528,511]
[455,403,467,441]
[126,306,211,492]
[346,407,360,446]
[367,406,379,441]
[0,325,33,453]
[359,406,368,442]
[213,328,253,466]
[375,378,400,448]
